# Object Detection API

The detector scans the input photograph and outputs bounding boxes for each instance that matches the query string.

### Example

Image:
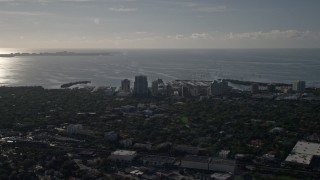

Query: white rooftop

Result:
[219,150,231,155]
[285,153,313,165]
[112,150,137,156]
[285,141,320,165]
[292,141,320,155]
[211,173,232,180]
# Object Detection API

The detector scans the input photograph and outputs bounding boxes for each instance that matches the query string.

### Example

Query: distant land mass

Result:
[61,81,91,88]
[0,51,110,57]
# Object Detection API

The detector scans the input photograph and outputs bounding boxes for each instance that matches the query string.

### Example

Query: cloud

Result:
[135,31,148,34]
[59,0,94,2]
[124,0,135,1]
[0,0,135,4]
[184,2,227,13]
[0,10,52,16]
[191,33,208,39]
[185,3,197,7]
[227,30,320,40]
[109,7,137,12]
[193,5,227,13]
[167,33,212,40]
[168,34,186,40]
[0,0,21,6]
[93,18,100,24]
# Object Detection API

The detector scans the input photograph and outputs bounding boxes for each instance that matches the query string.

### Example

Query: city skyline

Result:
[0,0,320,49]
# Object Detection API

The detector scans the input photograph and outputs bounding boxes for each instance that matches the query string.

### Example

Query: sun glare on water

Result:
[0,48,20,54]
[0,48,19,85]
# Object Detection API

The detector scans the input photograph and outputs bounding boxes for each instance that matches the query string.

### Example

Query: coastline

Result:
[0,78,306,90]
[0,51,110,57]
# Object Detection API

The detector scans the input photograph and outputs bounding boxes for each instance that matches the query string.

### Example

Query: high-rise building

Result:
[166,84,173,96]
[152,79,166,96]
[121,79,130,92]
[211,80,230,96]
[292,80,306,92]
[267,84,276,92]
[134,75,148,96]
[251,83,259,94]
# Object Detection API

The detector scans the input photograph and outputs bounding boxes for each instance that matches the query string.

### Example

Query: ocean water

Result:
[0,49,319,88]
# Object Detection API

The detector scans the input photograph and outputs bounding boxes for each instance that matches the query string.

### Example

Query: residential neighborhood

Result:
[0,78,320,179]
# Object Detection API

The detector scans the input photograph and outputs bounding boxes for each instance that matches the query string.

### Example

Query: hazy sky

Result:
[1,0,320,49]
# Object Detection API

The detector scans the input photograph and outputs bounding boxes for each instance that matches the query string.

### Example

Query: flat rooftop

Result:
[168,80,212,87]
[292,141,320,156]
[210,158,236,166]
[142,155,176,162]
[285,153,313,165]
[285,141,320,166]
[211,173,232,180]
[182,155,210,163]
[111,150,137,156]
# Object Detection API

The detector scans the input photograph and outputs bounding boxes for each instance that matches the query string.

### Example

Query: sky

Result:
[0,0,320,49]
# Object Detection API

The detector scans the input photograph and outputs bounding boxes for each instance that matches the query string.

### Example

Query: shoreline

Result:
[0,51,110,57]
[0,78,315,89]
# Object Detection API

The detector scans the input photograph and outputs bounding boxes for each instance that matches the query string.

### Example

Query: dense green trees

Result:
[0,86,319,178]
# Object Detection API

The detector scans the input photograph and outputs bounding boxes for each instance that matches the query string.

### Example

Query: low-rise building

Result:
[119,139,133,148]
[269,127,284,134]
[121,105,135,112]
[285,153,313,167]
[104,131,118,142]
[173,144,199,155]
[284,141,320,168]
[67,124,83,135]
[137,103,146,109]
[109,150,137,162]
[181,155,210,170]
[180,156,236,173]
[133,143,152,150]
[210,173,232,180]
[209,158,235,173]
[155,142,172,151]
[306,133,320,142]
[219,150,231,159]
[141,155,176,167]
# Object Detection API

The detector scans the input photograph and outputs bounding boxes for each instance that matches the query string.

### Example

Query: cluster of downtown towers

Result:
[121,75,150,97]
[120,75,230,97]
